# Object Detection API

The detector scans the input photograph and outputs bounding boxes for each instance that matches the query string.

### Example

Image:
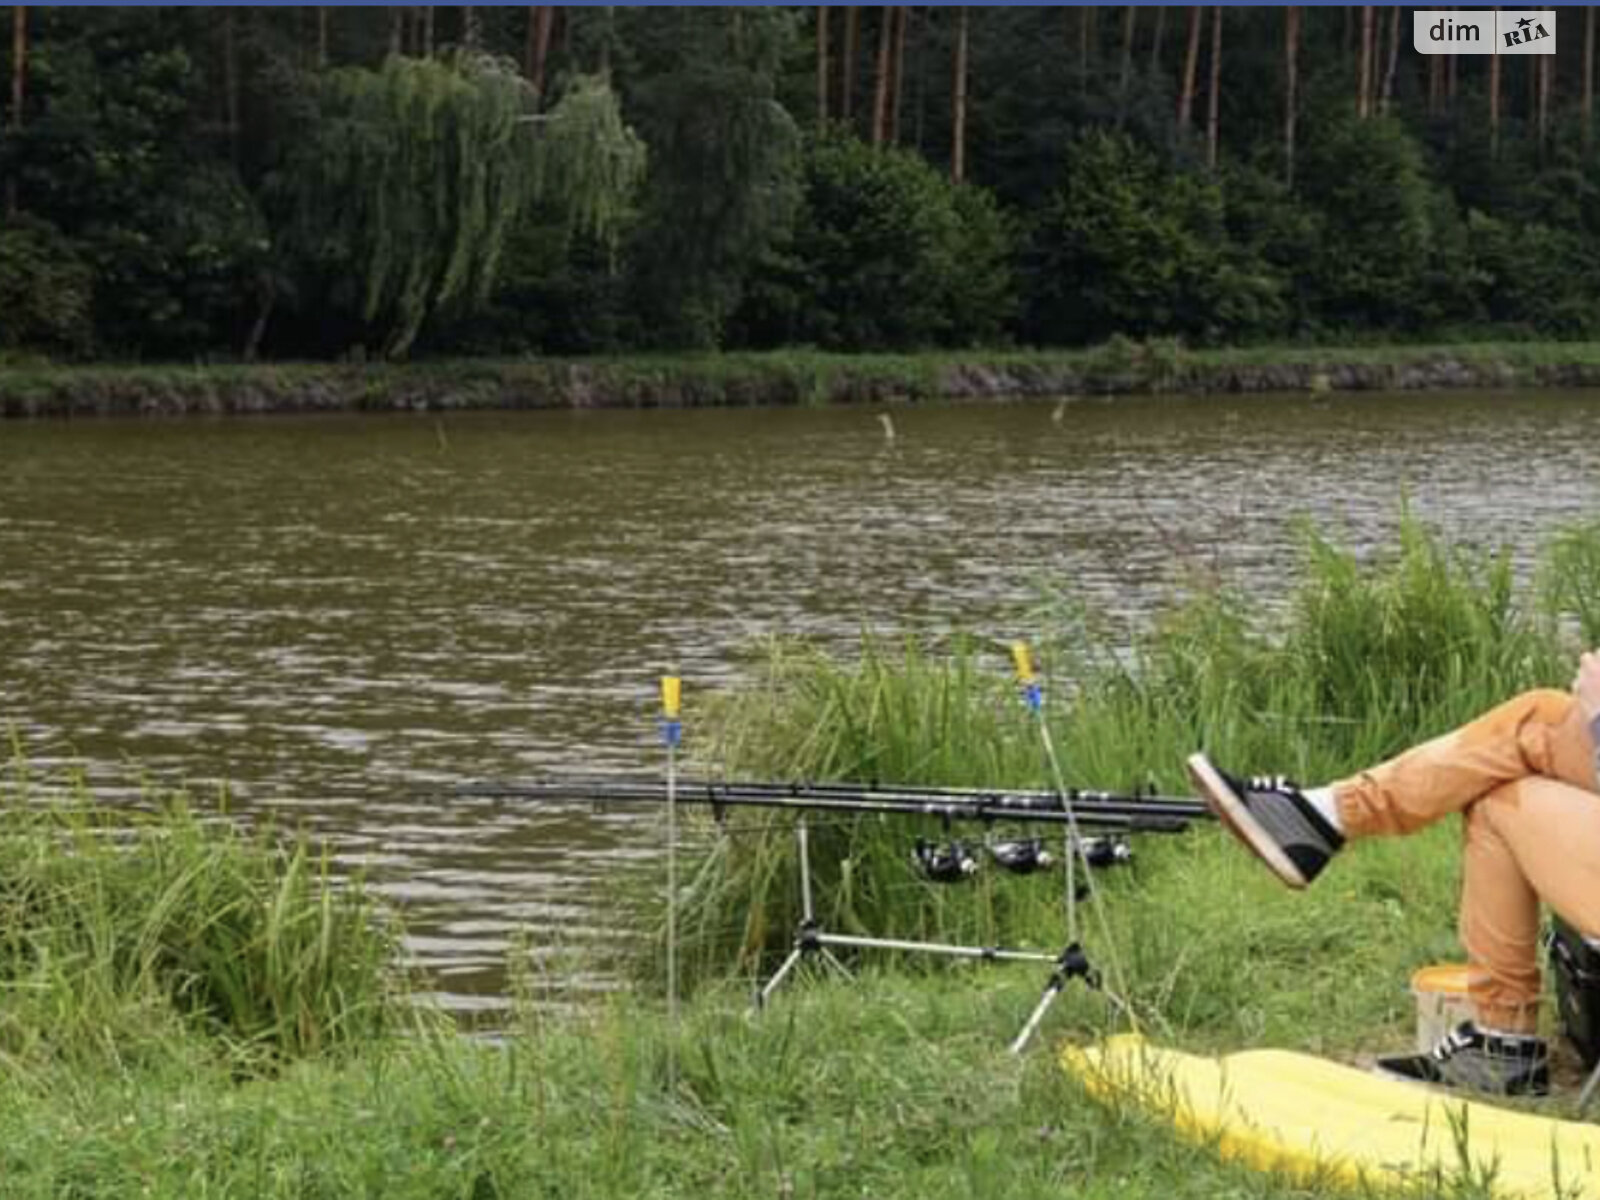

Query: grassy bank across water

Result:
[8,514,1600,1197]
[8,341,1600,417]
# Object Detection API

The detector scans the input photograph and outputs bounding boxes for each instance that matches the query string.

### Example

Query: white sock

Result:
[1302,786,1343,833]
[1476,1023,1542,1044]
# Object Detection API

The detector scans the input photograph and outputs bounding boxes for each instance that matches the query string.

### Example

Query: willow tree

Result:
[285,52,643,358]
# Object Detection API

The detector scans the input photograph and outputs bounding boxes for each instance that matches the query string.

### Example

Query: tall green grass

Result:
[669,513,1579,1035]
[0,763,409,1074]
[0,972,1547,1199]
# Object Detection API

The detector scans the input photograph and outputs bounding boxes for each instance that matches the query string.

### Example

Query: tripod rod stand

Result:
[752,815,1108,1052]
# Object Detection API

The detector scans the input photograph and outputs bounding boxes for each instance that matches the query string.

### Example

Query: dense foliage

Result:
[736,134,1013,349]
[5,6,1600,360]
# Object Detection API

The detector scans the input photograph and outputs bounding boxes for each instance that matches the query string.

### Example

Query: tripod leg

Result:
[1010,942,1102,1055]
[818,945,854,980]
[755,946,807,1010]
[1009,980,1064,1056]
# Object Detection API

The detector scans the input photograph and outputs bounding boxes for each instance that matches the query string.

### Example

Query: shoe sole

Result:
[1370,1062,1547,1098]
[1185,753,1308,890]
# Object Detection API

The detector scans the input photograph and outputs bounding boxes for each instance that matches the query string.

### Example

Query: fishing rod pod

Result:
[516,652,1193,1053]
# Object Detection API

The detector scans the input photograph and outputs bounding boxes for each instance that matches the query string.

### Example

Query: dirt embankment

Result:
[5,350,1600,418]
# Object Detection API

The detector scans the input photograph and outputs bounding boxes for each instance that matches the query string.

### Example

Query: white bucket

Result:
[1410,964,1477,1053]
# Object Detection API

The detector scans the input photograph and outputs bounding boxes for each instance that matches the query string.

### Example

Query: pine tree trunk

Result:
[1529,33,1538,120]
[889,7,907,144]
[1380,4,1401,114]
[1357,6,1373,118]
[224,10,240,165]
[1206,5,1222,168]
[1079,7,1093,96]
[1489,7,1501,157]
[1586,5,1596,155]
[1538,53,1551,155]
[317,6,329,67]
[527,6,553,103]
[1285,5,1299,187]
[463,5,479,51]
[1150,4,1165,74]
[244,286,276,363]
[1371,4,1383,113]
[816,6,829,124]
[911,1,928,151]
[842,6,859,123]
[1446,9,1457,112]
[952,5,968,183]
[7,4,23,217]
[1178,6,1202,130]
[871,6,892,145]
[1428,49,1442,117]
[1118,5,1137,120]
[423,6,434,56]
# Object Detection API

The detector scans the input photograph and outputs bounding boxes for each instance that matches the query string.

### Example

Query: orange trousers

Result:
[1334,689,1600,1033]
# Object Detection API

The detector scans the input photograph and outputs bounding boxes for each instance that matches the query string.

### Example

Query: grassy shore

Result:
[5,515,1600,1197]
[7,340,1600,417]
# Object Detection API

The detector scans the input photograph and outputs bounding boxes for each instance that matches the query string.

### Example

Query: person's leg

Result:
[1188,688,1595,891]
[1460,776,1600,1032]
[1335,689,1596,838]
[1370,775,1600,1096]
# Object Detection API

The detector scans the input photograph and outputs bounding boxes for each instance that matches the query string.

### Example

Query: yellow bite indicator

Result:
[1010,641,1035,685]
[661,676,681,719]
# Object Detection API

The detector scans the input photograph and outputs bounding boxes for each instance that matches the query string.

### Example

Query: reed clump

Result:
[674,513,1580,1015]
[0,766,406,1073]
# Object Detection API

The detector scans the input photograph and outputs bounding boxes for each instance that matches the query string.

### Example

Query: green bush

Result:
[0,218,95,356]
[735,134,1016,350]
[1023,131,1286,345]
[1465,211,1600,337]
[1294,116,1448,332]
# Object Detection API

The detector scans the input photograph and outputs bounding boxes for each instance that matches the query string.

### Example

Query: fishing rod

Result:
[461,664,1214,1055]
[453,777,1211,833]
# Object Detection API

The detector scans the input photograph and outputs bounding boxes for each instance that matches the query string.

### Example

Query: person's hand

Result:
[1574,650,1600,723]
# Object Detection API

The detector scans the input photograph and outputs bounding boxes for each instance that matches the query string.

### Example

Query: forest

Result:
[2,5,1598,363]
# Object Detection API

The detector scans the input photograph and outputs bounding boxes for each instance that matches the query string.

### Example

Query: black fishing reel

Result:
[912,838,980,883]
[1076,835,1133,870]
[989,837,1054,875]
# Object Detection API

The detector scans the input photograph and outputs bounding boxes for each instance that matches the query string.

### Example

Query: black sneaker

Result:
[1185,753,1344,889]
[1375,1021,1550,1097]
